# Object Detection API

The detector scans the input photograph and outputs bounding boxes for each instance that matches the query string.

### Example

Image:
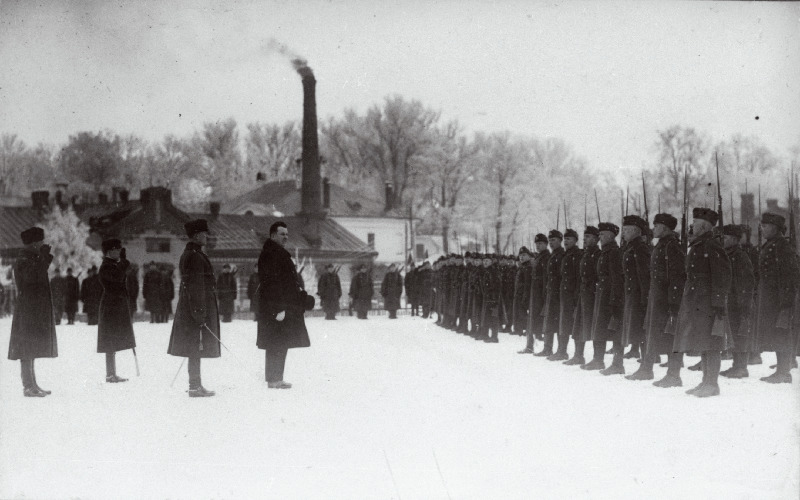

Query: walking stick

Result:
[170,358,186,387]
[132,347,140,376]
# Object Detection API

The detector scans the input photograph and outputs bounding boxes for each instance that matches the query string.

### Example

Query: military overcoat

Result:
[620,238,651,346]
[542,247,564,334]
[558,246,582,339]
[381,271,403,311]
[97,257,136,353]
[754,235,798,352]
[216,272,238,317]
[673,231,732,353]
[591,241,623,342]
[573,244,600,342]
[527,250,549,334]
[643,233,685,355]
[8,247,57,360]
[167,242,221,358]
[318,272,342,314]
[726,245,755,352]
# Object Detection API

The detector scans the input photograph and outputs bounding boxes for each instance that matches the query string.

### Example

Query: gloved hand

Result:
[40,244,51,256]
[120,248,127,260]
[276,310,285,322]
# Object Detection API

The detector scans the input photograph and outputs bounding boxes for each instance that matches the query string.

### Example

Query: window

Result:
[367,233,375,249]
[416,243,425,260]
[146,238,171,253]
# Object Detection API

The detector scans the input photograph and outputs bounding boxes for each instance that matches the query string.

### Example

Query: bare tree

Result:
[652,125,711,214]
[57,131,123,197]
[245,121,300,182]
[194,118,244,200]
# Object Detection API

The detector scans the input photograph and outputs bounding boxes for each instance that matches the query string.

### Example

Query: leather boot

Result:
[535,333,554,357]
[748,352,762,365]
[623,343,640,359]
[687,360,703,371]
[654,353,683,387]
[29,359,51,395]
[189,386,216,397]
[626,354,654,380]
[600,342,624,375]
[564,341,586,365]
[686,354,707,395]
[722,352,749,378]
[760,351,793,384]
[694,351,721,397]
[581,341,607,370]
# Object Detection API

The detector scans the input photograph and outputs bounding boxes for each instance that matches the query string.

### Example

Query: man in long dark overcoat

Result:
[587,223,624,373]
[318,263,342,320]
[754,213,799,384]
[673,208,732,398]
[405,263,418,316]
[418,261,432,318]
[349,265,373,320]
[621,215,653,380]
[536,230,564,357]
[97,239,136,383]
[50,267,65,325]
[512,247,533,340]
[143,262,163,323]
[81,265,102,325]
[522,235,549,353]
[168,219,221,397]
[217,264,237,323]
[569,226,600,366]
[381,264,403,319]
[645,214,687,388]
[552,229,582,361]
[8,227,57,397]
[719,224,755,379]
[64,268,80,325]
[256,221,313,388]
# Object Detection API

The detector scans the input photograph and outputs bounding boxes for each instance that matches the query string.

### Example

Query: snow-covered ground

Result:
[0,315,797,499]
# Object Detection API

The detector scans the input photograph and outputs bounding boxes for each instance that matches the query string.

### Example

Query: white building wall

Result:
[332,217,410,264]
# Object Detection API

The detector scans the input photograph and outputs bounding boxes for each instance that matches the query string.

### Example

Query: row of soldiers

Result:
[426,208,799,397]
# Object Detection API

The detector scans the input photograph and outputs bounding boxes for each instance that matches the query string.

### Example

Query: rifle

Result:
[681,162,689,254]
[584,194,588,228]
[594,189,601,223]
[641,172,649,225]
[564,199,569,229]
[789,165,796,251]
[625,186,629,216]
[715,151,724,228]
[730,191,735,225]
[556,205,560,231]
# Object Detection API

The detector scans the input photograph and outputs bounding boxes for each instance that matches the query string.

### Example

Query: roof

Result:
[223,180,406,218]
[83,200,191,240]
[191,213,377,259]
[0,206,42,252]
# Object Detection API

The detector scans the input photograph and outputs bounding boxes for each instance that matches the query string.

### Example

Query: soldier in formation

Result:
[216,263,238,323]
[349,264,373,319]
[80,265,102,326]
[317,263,342,320]
[380,264,403,319]
[63,268,80,325]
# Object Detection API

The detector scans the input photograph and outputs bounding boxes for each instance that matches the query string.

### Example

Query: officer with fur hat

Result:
[97,238,137,383]
[586,223,624,372]
[569,226,600,367]
[754,213,799,383]
[673,208,732,397]
[643,214,687,387]
[719,224,756,379]
[521,234,550,353]
[8,227,57,397]
[168,219,221,397]
[536,230,565,358]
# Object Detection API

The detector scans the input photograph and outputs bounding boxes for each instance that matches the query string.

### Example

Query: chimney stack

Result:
[119,190,129,203]
[31,191,49,212]
[384,183,393,212]
[299,67,321,218]
[209,201,221,219]
[322,177,330,210]
[256,172,266,182]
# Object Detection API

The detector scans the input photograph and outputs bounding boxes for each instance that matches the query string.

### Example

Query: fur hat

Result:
[653,213,678,230]
[20,227,44,245]
[692,208,719,226]
[548,229,563,240]
[598,222,619,236]
[563,228,579,239]
[184,219,209,237]
[534,233,548,244]
[518,246,533,256]
[583,226,600,237]
[102,238,122,253]
[623,215,648,232]
[722,224,743,237]
[760,212,785,230]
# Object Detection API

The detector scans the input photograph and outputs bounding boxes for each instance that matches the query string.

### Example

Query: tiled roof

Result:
[223,180,405,218]
[0,207,42,251]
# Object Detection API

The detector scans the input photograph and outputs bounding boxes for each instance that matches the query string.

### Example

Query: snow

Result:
[1,315,798,499]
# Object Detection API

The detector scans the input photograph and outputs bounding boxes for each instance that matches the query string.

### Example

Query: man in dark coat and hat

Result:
[81,265,103,325]
[587,223,624,373]
[645,214,687,388]
[719,224,755,379]
[350,264,373,320]
[97,239,137,383]
[673,208,732,397]
[512,247,533,339]
[521,235,549,353]
[216,264,237,323]
[418,261,432,318]
[754,212,799,384]
[256,221,313,388]
[168,219,221,397]
[621,215,653,380]
[8,227,57,397]
[569,226,600,366]
[143,262,163,323]
[536,230,564,357]
[63,268,80,325]
[318,263,342,320]
[405,263,418,316]
[551,228,582,361]
[381,264,403,319]
[50,267,66,325]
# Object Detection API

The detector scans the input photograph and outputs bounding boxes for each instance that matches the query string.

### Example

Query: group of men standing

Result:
[142,263,175,323]
[427,209,799,397]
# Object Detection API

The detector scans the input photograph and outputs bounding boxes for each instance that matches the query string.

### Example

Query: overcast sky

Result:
[1,1,798,178]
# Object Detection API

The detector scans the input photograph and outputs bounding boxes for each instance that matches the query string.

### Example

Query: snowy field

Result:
[0,315,798,500]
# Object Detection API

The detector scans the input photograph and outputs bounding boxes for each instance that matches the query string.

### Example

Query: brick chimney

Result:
[384,183,393,212]
[140,187,172,224]
[119,190,129,203]
[322,177,330,210]
[209,201,220,220]
[299,67,322,218]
